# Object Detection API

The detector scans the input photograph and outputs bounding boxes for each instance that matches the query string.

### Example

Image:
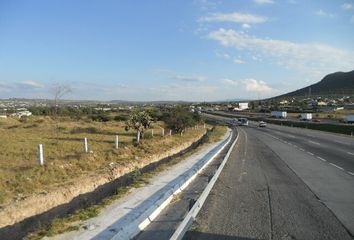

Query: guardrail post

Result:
[115,135,119,149]
[38,144,44,166]
[169,129,172,136]
[161,128,164,137]
[84,137,88,153]
[151,129,154,137]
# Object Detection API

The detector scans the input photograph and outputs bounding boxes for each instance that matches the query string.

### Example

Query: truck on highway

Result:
[271,111,287,118]
[343,115,354,124]
[299,113,312,121]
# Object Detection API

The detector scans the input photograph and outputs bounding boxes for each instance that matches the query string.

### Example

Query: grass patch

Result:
[0,117,206,206]
[205,126,227,143]
[24,125,225,239]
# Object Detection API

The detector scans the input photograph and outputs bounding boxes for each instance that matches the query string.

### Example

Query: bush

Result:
[70,127,99,134]
[89,114,112,122]
[114,114,129,121]
[163,107,200,133]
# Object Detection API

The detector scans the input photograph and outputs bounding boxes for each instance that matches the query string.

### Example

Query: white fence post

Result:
[115,135,119,149]
[162,128,164,137]
[84,137,88,153]
[204,123,206,129]
[38,144,44,166]
[169,129,172,136]
[151,129,154,137]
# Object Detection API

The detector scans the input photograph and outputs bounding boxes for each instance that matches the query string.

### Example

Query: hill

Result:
[275,70,354,98]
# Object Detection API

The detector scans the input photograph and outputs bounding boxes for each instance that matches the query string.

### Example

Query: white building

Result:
[12,111,32,118]
[233,102,249,111]
[239,103,249,110]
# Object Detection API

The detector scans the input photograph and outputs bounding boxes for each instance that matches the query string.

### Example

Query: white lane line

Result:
[348,172,354,176]
[299,148,305,151]
[317,156,327,162]
[329,163,344,171]
[347,152,354,156]
[308,140,321,145]
[307,152,314,156]
[287,134,296,138]
[334,140,350,145]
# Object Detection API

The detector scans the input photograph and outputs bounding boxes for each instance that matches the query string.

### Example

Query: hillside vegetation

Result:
[275,70,354,98]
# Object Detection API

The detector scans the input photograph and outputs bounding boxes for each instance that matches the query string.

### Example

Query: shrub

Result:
[89,114,112,122]
[114,114,129,121]
[70,127,99,134]
[163,106,200,133]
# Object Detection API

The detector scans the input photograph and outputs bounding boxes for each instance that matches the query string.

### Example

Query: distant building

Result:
[317,101,327,106]
[239,102,249,110]
[233,102,249,111]
[344,104,354,110]
[11,110,32,118]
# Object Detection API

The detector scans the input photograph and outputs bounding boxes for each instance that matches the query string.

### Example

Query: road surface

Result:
[185,120,354,239]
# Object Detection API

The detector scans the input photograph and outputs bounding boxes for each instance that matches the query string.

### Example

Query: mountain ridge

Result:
[273,70,354,99]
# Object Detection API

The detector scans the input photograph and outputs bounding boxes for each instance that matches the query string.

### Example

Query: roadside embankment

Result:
[0,127,210,240]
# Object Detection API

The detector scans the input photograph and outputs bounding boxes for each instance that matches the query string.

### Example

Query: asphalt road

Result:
[185,123,354,240]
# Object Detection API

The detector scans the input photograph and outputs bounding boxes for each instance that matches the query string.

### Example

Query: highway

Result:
[185,115,354,239]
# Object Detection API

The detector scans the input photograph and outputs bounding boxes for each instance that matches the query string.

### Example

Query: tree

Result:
[52,84,72,142]
[164,107,198,135]
[125,111,153,143]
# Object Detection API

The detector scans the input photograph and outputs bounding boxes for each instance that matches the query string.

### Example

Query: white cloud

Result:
[194,0,220,11]
[148,83,218,101]
[117,84,128,89]
[341,3,353,10]
[243,78,273,93]
[0,82,12,92]
[254,0,274,5]
[242,23,251,29]
[222,78,278,96]
[17,80,44,89]
[207,28,354,78]
[233,59,245,64]
[199,12,268,24]
[222,78,239,86]
[172,75,207,82]
[215,50,231,59]
[316,9,335,18]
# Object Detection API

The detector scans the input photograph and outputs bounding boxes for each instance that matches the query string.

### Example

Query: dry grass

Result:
[0,116,205,205]
[24,125,227,239]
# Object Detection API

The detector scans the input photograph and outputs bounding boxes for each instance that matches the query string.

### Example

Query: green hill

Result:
[275,70,354,98]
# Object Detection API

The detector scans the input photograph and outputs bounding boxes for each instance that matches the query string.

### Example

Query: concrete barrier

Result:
[170,130,239,240]
[110,129,233,240]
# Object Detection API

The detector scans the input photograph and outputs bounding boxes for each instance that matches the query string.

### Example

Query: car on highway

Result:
[259,121,267,127]
[239,118,249,126]
[312,119,321,123]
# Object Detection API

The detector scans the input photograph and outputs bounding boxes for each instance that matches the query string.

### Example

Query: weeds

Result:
[24,124,226,239]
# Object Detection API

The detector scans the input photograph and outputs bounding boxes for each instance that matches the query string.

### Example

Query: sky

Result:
[0,0,354,101]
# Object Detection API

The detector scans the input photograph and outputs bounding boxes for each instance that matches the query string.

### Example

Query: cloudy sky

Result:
[1,0,354,101]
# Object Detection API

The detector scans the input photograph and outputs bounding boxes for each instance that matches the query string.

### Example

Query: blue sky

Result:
[1,0,354,101]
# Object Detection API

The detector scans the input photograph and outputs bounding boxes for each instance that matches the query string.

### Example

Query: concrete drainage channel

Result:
[103,128,236,240]
[133,129,239,240]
